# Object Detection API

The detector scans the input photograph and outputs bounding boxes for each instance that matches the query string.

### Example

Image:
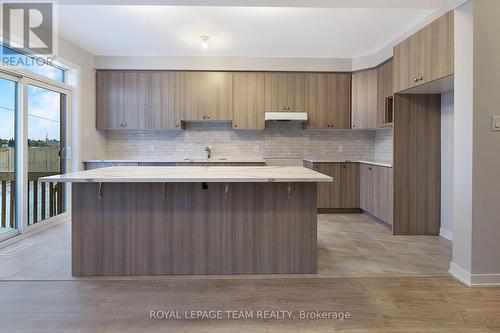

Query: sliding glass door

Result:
[0,69,70,241]
[27,84,67,225]
[0,74,19,240]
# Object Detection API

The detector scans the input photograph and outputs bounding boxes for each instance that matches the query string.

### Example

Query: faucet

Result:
[204,145,211,159]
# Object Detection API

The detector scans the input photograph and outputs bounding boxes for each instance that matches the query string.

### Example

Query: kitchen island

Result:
[42,166,332,276]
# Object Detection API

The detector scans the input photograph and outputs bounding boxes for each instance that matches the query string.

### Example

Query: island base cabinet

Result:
[72,182,317,276]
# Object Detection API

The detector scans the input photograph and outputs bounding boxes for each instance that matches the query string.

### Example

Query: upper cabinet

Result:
[305,73,351,129]
[178,72,232,121]
[96,71,151,130]
[150,72,182,129]
[351,68,378,129]
[232,72,265,130]
[264,73,305,112]
[394,11,454,93]
[377,59,394,128]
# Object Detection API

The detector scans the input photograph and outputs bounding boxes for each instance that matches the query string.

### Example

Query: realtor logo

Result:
[2,2,53,54]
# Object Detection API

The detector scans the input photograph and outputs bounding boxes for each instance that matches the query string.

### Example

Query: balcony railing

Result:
[0,172,63,228]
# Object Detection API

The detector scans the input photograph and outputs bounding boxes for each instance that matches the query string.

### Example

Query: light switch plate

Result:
[492,116,500,131]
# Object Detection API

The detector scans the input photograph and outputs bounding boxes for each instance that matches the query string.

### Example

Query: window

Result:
[1,45,65,83]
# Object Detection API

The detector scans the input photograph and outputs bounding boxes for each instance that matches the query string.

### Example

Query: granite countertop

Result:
[303,158,392,168]
[84,157,266,164]
[40,166,333,183]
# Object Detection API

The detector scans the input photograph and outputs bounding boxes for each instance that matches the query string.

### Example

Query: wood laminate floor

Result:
[0,214,452,280]
[2,214,496,333]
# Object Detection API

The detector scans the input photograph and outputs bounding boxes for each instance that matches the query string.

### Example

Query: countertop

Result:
[84,157,266,164]
[303,159,392,168]
[40,166,333,183]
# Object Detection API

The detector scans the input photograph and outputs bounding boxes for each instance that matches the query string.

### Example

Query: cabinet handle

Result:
[413,78,418,82]
[203,115,206,119]
[207,115,211,119]
[234,124,238,128]
[418,76,423,81]
[368,167,372,170]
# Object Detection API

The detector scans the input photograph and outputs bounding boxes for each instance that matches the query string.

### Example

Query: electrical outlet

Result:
[254,145,260,153]
[338,145,344,153]
[148,144,154,152]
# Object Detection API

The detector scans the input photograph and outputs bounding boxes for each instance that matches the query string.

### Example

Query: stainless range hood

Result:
[265,112,308,122]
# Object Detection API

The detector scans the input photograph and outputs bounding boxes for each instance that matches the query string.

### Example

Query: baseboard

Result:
[449,261,500,287]
[439,228,453,241]
[318,208,362,214]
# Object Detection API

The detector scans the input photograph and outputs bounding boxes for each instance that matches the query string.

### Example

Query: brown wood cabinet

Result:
[96,71,151,130]
[304,161,359,209]
[341,162,360,208]
[393,94,440,235]
[305,73,351,129]
[232,73,265,130]
[178,72,232,121]
[360,163,393,225]
[264,73,305,112]
[351,68,378,129]
[150,72,182,129]
[377,59,393,128]
[393,11,454,93]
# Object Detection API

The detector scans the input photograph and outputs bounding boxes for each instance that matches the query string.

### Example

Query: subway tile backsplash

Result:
[374,127,393,163]
[106,122,393,162]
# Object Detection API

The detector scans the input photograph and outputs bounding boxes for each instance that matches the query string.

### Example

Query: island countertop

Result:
[40,166,333,183]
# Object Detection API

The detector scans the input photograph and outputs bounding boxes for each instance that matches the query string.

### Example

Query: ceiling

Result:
[58,5,437,58]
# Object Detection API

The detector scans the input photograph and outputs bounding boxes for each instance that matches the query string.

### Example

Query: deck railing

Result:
[1,146,63,228]
[0,172,63,228]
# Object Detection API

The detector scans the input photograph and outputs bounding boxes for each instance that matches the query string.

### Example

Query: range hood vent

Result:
[265,112,308,122]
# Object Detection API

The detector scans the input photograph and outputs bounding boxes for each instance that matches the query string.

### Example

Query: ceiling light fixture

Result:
[200,35,209,49]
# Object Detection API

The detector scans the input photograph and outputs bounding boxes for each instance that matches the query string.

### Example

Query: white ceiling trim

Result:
[93,56,353,72]
[57,0,468,9]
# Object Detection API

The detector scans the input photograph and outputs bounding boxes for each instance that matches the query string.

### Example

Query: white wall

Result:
[451,0,500,286]
[94,56,352,72]
[441,92,454,241]
[470,0,500,276]
[450,0,474,282]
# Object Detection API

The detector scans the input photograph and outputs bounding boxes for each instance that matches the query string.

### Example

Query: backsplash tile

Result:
[374,128,393,163]
[106,122,387,161]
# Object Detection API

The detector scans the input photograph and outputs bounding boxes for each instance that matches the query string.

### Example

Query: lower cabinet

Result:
[304,162,359,209]
[360,163,393,225]
[306,161,393,225]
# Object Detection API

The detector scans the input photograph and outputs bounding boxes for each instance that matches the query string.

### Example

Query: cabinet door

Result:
[313,163,342,209]
[429,11,454,82]
[393,33,421,93]
[179,72,232,121]
[377,166,393,225]
[359,163,373,213]
[150,72,182,129]
[304,73,328,128]
[96,71,151,129]
[377,60,393,128]
[341,163,360,208]
[351,69,377,129]
[314,163,332,208]
[305,73,351,129]
[371,166,381,219]
[232,73,265,130]
[264,73,305,112]
[327,73,351,129]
